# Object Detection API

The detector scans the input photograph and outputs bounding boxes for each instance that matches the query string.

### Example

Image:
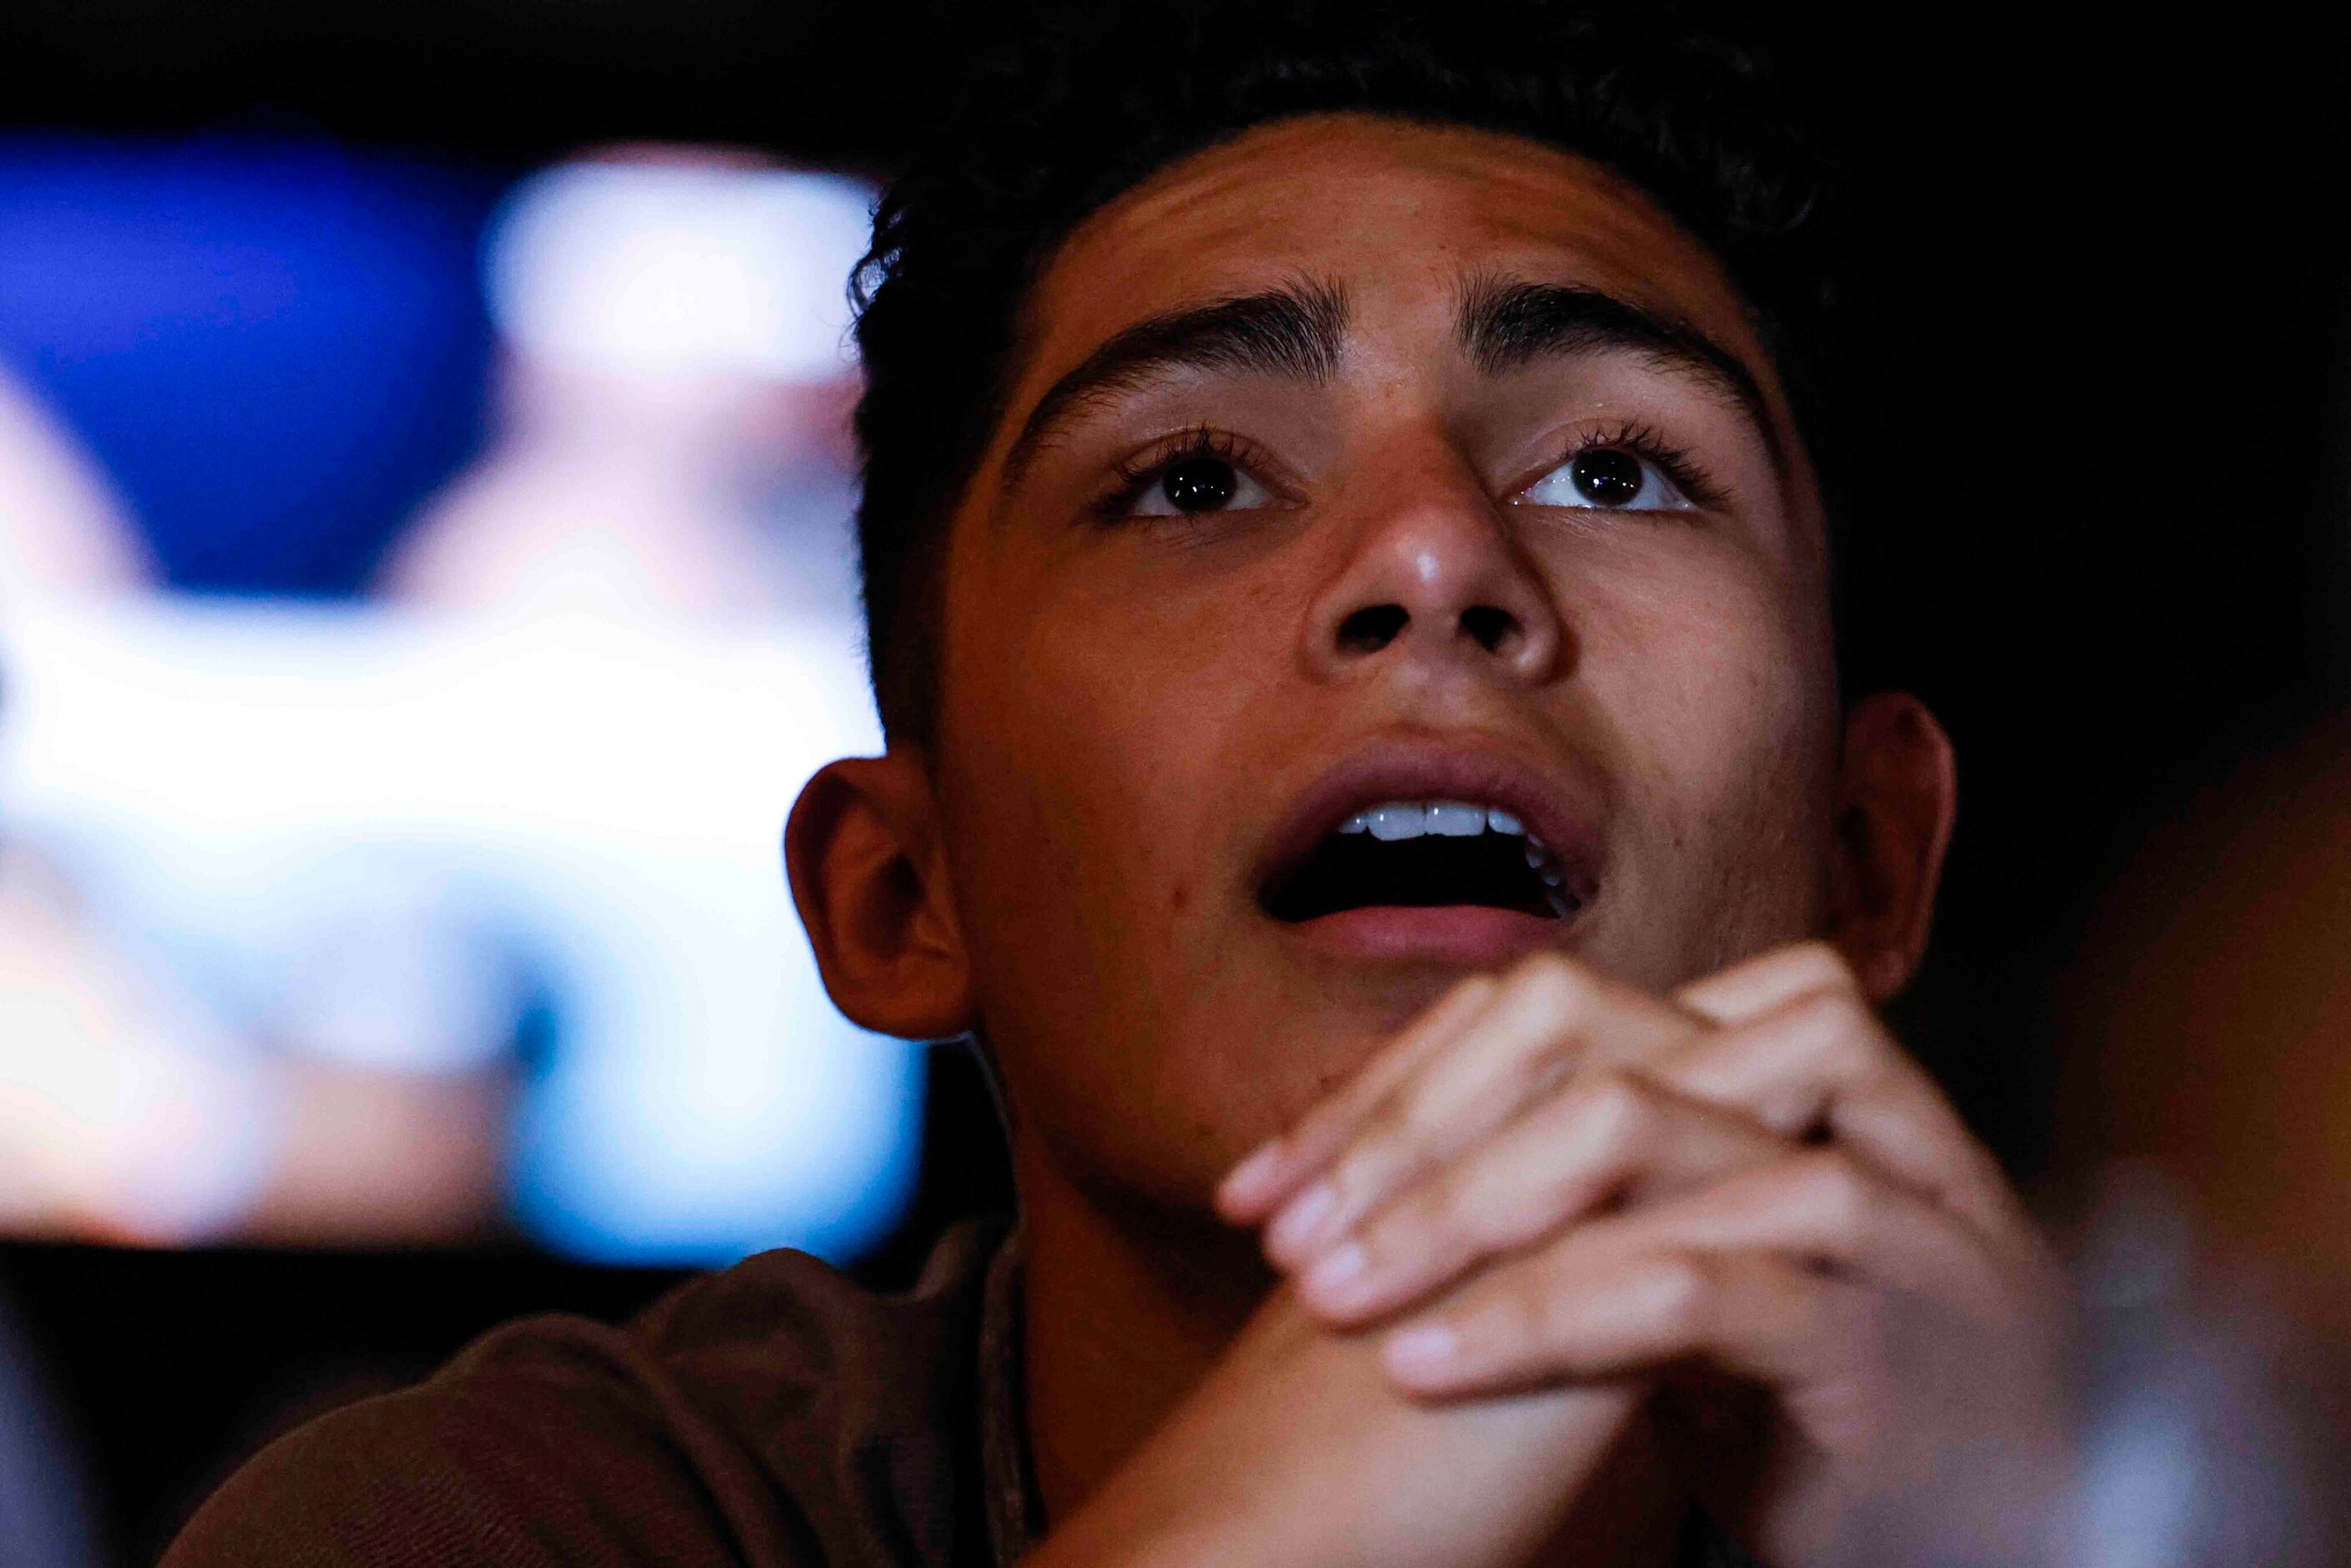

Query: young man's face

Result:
[929,114,1843,1209]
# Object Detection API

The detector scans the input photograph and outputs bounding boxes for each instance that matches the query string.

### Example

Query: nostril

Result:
[1337,603,1408,654]
[1460,604,1519,655]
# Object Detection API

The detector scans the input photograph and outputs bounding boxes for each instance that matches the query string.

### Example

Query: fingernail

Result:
[1266,1181,1338,1262]
[1302,1241,1369,1304]
[1383,1323,1462,1383]
[1217,1141,1283,1211]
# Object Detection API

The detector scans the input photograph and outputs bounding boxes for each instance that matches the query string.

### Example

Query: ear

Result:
[1824,691,1957,1002]
[785,751,976,1040]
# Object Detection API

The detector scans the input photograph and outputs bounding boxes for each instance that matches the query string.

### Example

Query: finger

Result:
[1372,1146,2018,1404]
[1594,1147,2016,1317]
[1296,1070,1791,1325]
[1650,973,2021,1242]
[1383,1249,1882,1458]
[1216,973,1500,1221]
[1258,955,1701,1266]
[1672,940,1855,1027]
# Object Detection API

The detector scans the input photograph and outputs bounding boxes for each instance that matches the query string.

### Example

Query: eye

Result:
[1515,445,1696,513]
[1130,454,1276,517]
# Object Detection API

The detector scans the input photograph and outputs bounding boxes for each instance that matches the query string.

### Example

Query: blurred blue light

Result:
[0,136,918,1266]
[0,134,502,594]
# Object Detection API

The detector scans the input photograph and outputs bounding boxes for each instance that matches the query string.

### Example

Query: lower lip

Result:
[1276,904,1573,967]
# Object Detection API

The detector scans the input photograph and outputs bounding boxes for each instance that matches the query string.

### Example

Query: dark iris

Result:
[1570,448,1646,507]
[1161,456,1239,513]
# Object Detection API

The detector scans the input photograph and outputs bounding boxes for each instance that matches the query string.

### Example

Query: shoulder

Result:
[163,1221,1010,1568]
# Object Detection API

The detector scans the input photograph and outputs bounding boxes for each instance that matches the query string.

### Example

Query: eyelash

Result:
[1089,417,1724,521]
[1555,419,1723,511]
[1090,425,1271,522]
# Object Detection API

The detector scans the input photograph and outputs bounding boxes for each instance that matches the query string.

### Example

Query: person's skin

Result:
[790,114,2060,1566]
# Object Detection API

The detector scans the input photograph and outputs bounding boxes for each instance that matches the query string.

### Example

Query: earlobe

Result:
[785,752,977,1041]
[1825,691,1958,1001]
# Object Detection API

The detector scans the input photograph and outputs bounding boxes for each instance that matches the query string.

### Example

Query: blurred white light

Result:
[487,160,875,381]
[0,854,276,1244]
[0,600,920,1262]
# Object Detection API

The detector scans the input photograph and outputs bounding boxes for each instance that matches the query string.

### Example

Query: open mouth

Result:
[1262,799,1581,923]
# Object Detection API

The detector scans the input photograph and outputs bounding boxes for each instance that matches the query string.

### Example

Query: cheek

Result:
[937,553,1342,1196]
[1585,541,1826,757]
[1572,544,1839,964]
[938,550,1287,998]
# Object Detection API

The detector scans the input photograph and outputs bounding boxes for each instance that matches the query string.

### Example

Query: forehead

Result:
[1021,112,1776,396]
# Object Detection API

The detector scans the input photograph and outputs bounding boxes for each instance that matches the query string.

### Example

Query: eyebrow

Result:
[1003,278,1348,485]
[1455,274,1783,463]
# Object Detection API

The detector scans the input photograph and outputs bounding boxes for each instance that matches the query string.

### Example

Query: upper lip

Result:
[1251,734,1605,913]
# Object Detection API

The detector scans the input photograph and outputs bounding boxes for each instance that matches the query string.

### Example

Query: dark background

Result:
[2,1,2345,1560]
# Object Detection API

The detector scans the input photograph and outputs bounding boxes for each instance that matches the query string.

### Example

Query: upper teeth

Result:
[1326,798,1578,917]
[1339,801,1533,843]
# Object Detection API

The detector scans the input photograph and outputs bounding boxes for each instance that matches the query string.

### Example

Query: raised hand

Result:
[1217,943,2070,1565]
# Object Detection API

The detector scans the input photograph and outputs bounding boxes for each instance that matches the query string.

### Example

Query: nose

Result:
[1302,463,1564,689]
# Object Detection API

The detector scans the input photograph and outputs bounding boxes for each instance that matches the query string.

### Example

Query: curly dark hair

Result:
[850,0,1850,745]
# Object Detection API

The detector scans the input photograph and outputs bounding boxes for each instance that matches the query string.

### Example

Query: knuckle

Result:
[1352,1148,1421,1216]
[1575,1070,1656,1151]
[1787,984,1868,1039]
[1350,1099,1407,1162]
[1362,1188,1434,1261]
[1779,940,1862,995]
[1509,1038,1579,1106]
[1784,988,1888,1075]
[1646,1252,1722,1338]
[1423,973,1499,1036]
[1365,1075,1431,1138]
[1449,971,1500,1009]
[1488,1274,1557,1348]
[1335,1114,1412,1194]
[1476,1174,1571,1253]
[1513,952,1593,1017]
[1792,1148,1872,1233]
[1420,1165,1491,1242]
[1459,1196,1538,1257]
[1385,1083,1449,1145]
[1289,1096,1357,1156]
[1428,1142,1542,1252]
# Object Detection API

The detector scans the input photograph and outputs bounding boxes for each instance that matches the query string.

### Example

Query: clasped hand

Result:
[1216,942,2070,1565]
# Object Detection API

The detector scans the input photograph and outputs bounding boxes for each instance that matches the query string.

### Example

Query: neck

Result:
[1014,1136,1275,1525]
